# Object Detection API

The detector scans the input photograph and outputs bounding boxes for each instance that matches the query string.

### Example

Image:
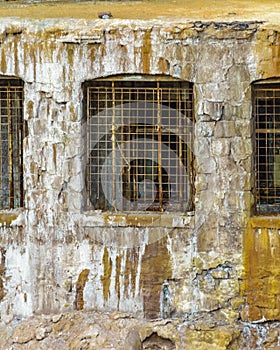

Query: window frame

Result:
[253,79,280,215]
[83,75,195,215]
[0,77,25,211]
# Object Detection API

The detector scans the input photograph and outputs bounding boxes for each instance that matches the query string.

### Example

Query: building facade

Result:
[0,16,279,347]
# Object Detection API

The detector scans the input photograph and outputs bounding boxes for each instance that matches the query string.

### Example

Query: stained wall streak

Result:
[101,247,113,303]
[0,248,6,302]
[140,238,172,319]
[74,269,90,311]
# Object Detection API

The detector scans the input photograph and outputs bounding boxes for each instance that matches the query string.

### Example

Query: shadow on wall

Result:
[142,333,176,350]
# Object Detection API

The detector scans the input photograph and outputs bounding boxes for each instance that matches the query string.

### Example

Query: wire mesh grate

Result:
[85,80,193,212]
[253,83,280,214]
[0,78,25,209]
[85,78,194,213]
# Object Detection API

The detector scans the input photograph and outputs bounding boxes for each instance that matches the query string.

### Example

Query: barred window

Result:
[253,81,280,214]
[0,78,25,209]
[84,76,194,213]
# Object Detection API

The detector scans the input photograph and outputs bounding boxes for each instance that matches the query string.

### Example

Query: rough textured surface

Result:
[1,310,280,349]
[0,17,260,324]
[0,2,279,348]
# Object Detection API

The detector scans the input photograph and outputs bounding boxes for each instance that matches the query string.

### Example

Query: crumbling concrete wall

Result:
[0,18,278,344]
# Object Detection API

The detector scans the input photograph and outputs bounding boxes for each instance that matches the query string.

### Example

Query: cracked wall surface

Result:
[0,15,279,348]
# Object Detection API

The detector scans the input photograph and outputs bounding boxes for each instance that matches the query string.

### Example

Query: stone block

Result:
[203,101,224,121]
[235,120,252,137]
[211,269,229,279]
[197,228,219,252]
[183,327,240,350]
[214,121,236,138]
[211,139,231,156]
[194,137,210,157]
[196,157,217,174]
[231,297,245,310]
[241,304,262,322]
[231,138,252,162]
[195,121,215,137]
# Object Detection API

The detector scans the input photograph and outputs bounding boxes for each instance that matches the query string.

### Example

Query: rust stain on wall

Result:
[13,38,19,77]
[1,46,6,73]
[67,45,74,66]
[140,238,172,319]
[88,44,97,65]
[124,249,138,298]
[27,101,34,119]
[115,254,122,309]
[0,248,6,302]
[101,247,112,302]
[271,44,280,74]
[142,30,151,74]
[52,144,57,170]
[241,217,280,321]
[69,103,76,122]
[158,57,170,74]
[74,268,90,311]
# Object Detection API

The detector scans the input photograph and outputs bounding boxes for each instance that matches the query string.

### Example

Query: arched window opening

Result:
[83,76,194,213]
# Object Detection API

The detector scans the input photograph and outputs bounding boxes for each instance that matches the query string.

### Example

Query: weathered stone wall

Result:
[0,17,279,348]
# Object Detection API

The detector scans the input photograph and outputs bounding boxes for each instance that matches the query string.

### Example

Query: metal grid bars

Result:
[253,82,280,214]
[0,78,25,209]
[85,78,194,213]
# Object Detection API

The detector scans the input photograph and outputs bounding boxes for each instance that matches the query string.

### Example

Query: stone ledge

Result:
[0,211,23,226]
[82,211,194,228]
[249,216,280,229]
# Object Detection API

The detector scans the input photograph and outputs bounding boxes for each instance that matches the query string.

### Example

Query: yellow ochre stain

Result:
[242,217,280,322]
[69,103,75,122]
[67,45,74,67]
[74,268,90,311]
[101,247,113,302]
[142,30,151,74]
[1,46,6,73]
[0,213,19,226]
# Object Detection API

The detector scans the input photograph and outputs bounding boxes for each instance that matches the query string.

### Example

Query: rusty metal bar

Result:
[111,81,117,211]
[157,82,163,211]
[178,86,183,210]
[8,86,14,208]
